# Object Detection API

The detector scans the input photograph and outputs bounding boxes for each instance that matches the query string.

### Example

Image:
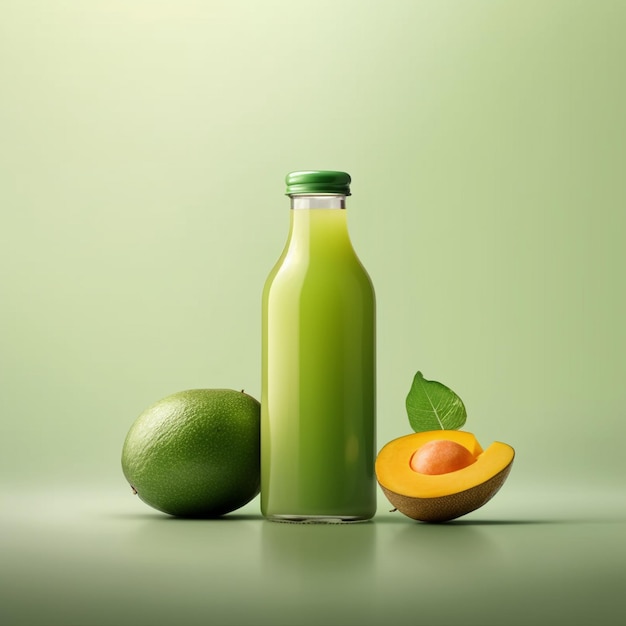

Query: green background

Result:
[1,1,625,625]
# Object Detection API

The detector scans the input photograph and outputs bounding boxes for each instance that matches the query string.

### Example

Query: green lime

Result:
[121,389,260,517]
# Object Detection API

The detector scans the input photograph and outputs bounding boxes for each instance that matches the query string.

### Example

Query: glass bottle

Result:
[261,170,376,522]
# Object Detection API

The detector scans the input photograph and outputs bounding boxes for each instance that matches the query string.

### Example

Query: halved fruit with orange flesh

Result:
[375,430,514,523]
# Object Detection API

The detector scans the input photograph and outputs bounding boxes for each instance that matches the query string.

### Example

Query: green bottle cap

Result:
[285,170,352,196]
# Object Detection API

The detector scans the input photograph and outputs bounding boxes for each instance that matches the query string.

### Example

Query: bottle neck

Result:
[290,194,346,210]
[286,194,352,255]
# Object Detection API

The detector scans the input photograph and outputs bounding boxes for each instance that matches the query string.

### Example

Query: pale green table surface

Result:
[2,486,625,626]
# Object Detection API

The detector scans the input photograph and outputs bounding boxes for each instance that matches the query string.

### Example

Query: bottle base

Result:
[264,514,373,524]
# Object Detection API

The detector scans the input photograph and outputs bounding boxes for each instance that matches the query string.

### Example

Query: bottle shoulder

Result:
[264,251,374,297]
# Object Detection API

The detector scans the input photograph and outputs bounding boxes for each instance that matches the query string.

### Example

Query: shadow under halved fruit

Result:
[375,430,514,523]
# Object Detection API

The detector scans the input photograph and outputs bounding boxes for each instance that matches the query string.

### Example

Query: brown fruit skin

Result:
[380,461,514,523]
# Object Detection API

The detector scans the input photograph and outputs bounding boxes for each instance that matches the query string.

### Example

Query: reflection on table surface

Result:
[1,488,625,626]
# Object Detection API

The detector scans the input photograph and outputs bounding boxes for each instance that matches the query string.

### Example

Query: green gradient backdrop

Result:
[1,2,625,625]
[2,0,624,489]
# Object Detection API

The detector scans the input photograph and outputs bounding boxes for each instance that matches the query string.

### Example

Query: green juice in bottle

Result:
[261,171,376,522]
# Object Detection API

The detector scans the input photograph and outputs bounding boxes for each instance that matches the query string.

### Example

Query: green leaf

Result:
[405,371,467,432]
